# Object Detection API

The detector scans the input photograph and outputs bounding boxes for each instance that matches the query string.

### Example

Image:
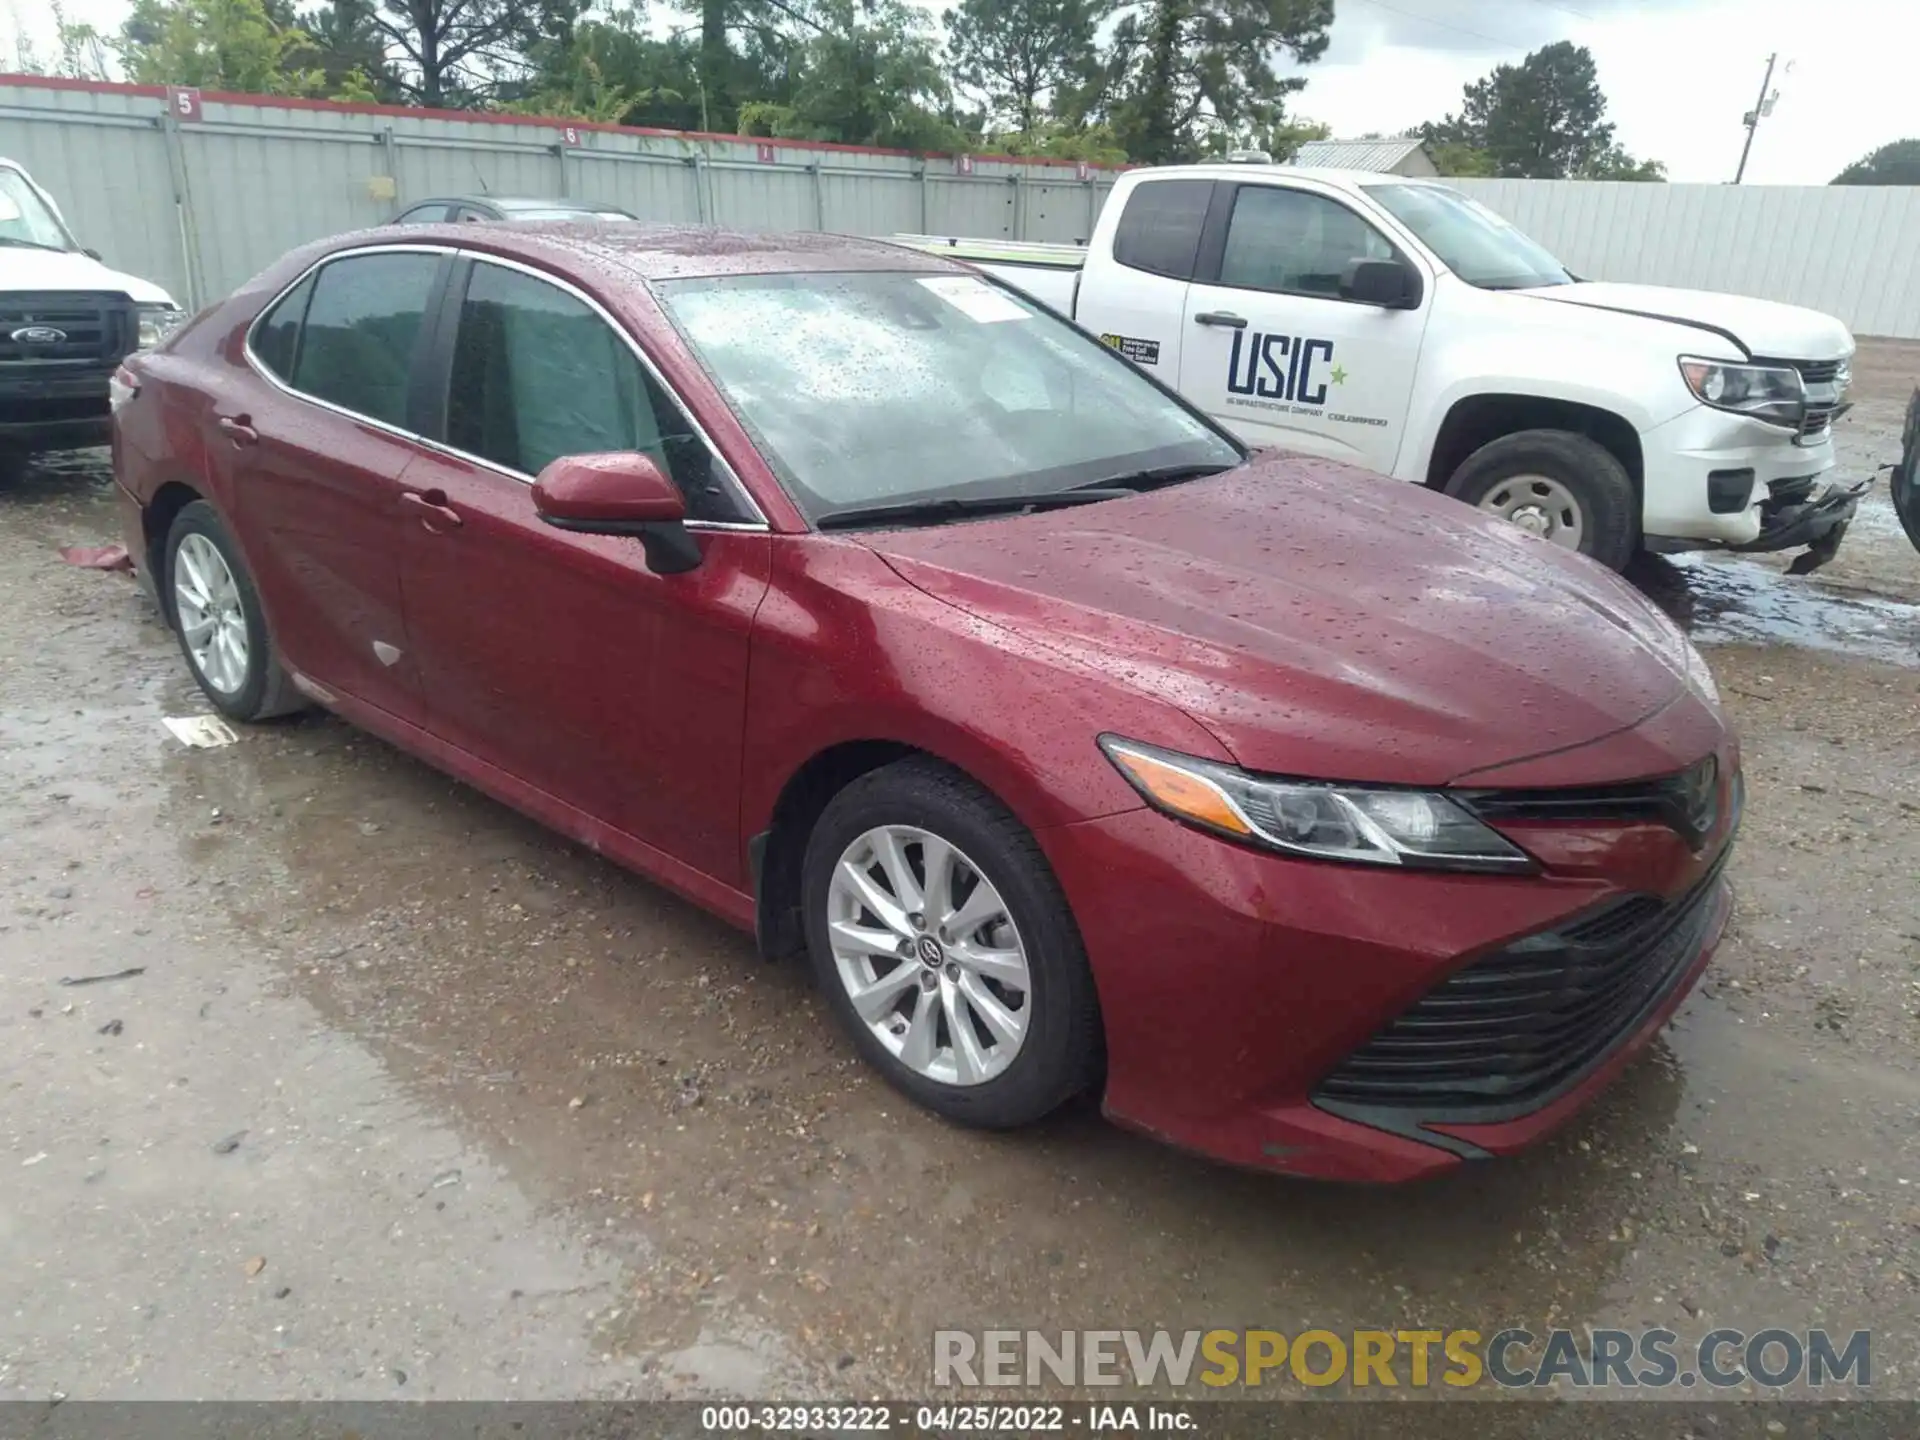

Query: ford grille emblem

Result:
[10,325,68,345]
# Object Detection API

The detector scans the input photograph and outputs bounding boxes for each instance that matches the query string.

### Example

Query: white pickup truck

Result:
[1,157,186,459]
[899,162,1864,573]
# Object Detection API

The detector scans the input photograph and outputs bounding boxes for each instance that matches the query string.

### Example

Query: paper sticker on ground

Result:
[162,715,239,748]
[916,275,1031,323]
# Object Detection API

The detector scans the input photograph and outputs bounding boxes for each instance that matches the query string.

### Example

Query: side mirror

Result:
[1340,258,1421,309]
[533,452,700,574]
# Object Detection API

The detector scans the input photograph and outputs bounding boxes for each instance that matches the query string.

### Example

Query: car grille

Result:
[1787,357,1847,444]
[1314,846,1731,1114]
[0,292,137,368]
[1458,756,1725,850]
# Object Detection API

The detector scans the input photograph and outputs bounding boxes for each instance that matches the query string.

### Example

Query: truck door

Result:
[1177,181,1429,475]
[1072,177,1214,383]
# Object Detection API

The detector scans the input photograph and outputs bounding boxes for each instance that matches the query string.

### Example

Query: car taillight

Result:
[108,364,139,413]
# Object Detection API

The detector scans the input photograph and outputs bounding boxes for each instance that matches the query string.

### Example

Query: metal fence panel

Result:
[1448,177,1920,339]
[9,79,1920,338]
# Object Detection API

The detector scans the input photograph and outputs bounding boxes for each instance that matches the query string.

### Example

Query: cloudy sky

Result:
[4,0,1913,183]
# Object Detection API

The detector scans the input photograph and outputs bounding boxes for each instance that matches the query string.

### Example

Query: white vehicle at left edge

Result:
[1,157,186,458]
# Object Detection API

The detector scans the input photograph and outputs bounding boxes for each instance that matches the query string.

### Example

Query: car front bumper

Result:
[1040,762,1738,1183]
[1640,402,1858,569]
[0,370,115,453]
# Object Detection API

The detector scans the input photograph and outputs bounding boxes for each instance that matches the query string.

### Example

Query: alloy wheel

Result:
[173,532,250,695]
[825,825,1032,1087]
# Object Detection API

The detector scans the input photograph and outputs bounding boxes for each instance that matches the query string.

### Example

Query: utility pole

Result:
[1733,52,1778,184]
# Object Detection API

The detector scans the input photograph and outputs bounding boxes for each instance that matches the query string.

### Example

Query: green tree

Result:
[372,0,528,106]
[1426,139,1494,177]
[1832,139,1920,186]
[1093,0,1331,164]
[738,0,961,150]
[944,0,1105,137]
[1222,113,1326,161]
[1420,41,1662,181]
[302,0,405,99]
[117,0,328,94]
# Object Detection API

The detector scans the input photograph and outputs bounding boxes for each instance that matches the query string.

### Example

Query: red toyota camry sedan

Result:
[111,223,1739,1182]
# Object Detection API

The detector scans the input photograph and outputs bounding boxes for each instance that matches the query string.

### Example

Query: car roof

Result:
[406,195,633,212]
[336,220,962,283]
[1128,163,1448,195]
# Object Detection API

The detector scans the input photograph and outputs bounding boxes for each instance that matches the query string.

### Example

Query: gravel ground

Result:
[1,348,1917,1413]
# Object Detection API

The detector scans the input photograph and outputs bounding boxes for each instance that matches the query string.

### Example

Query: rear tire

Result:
[163,500,307,722]
[802,757,1101,1129]
[1445,429,1639,572]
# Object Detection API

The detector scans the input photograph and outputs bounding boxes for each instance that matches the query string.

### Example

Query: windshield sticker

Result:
[1100,333,1161,366]
[917,275,1032,323]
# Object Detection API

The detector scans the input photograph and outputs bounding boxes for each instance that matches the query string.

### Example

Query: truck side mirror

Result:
[1341,258,1421,310]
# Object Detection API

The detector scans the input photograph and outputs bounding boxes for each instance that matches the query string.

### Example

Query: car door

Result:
[215,246,449,724]
[398,253,771,883]
[1177,181,1431,474]
[1071,177,1212,380]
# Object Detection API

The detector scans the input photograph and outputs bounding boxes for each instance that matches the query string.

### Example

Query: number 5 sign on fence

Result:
[166,86,201,122]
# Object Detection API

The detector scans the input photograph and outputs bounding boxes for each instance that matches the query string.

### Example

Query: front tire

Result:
[164,500,306,722]
[1445,429,1639,571]
[802,758,1101,1129]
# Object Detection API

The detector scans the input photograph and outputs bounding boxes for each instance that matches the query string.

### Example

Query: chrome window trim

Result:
[240,241,771,533]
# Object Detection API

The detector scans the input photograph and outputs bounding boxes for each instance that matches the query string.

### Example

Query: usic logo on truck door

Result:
[1227,331,1336,405]
[1224,331,1384,430]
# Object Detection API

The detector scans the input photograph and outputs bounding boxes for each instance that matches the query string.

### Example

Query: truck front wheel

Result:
[1444,430,1638,572]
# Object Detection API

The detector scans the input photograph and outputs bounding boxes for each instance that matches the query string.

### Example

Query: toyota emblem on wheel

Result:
[9,325,68,345]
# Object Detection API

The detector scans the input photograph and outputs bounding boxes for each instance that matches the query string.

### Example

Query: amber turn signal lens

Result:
[1106,745,1252,837]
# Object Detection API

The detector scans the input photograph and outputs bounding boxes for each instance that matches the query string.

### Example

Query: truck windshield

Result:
[659,270,1243,526]
[0,168,77,251]
[1366,184,1572,291]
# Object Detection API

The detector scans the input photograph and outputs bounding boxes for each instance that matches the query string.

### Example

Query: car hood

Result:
[0,245,177,307]
[1525,281,1853,360]
[863,458,1718,787]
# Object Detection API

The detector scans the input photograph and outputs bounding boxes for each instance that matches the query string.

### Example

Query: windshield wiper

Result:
[817,488,1133,532]
[1078,461,1240,493]
[0,237,68,252]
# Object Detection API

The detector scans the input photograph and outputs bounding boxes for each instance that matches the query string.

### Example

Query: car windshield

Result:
[657,270,1243,524]
[0,167,77,251]
[1366,183,1572,290]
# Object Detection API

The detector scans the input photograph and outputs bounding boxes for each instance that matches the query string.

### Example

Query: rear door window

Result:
[250,272,315,381]
[1111,179,1213,281]
[288,252,440,428]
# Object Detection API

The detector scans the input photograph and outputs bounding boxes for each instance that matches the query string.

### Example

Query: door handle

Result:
[1193,311,1248,329]
[400,489,463,533]
[216,414,259,446]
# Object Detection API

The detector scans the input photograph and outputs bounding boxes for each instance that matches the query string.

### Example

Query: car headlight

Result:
[1099,737,1535,873]
[1678,356,1806,427]
[136,302,187,350]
